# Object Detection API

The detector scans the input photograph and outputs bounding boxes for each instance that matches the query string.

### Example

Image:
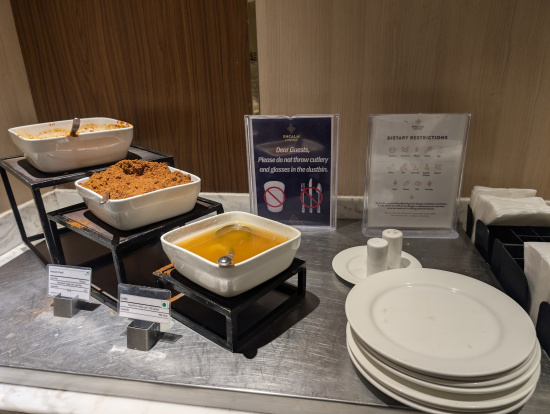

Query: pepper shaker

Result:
[367,238,388,276]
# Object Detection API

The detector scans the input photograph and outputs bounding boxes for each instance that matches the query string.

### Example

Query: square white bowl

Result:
[75,168,200,231]
[161,212,301,297]
[8,117,133,173]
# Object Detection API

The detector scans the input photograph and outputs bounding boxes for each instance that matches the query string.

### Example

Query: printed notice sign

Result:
[118,292,170,324]
[47,264,91,301]
[363,113,471,238]
[245,115,339,230]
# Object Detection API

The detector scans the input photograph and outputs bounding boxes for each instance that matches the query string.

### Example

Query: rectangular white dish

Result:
[161,212,301,297]
[75,168,200,231]
[8,117,133,173]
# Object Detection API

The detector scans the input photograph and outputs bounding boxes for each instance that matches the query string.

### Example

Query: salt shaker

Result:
[382,229,403,269]
[367,238,388,276]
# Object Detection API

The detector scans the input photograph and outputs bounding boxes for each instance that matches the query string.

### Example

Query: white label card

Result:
[47,265,91,301]
[118,294,171,324]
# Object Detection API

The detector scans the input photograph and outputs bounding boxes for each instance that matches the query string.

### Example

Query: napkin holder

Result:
[476,222,550,355]
[474,220,550,263]
[537,302,550,356]
[489,240,530,312]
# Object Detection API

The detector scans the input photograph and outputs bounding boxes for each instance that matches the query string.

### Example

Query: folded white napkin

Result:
[524,242,550,324]
[474,195,550,226]
[470,186,537,241]
[470,186,537,214]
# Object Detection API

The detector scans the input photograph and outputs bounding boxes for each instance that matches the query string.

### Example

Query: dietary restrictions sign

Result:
[363,113,471,238]
[245,115,339,230]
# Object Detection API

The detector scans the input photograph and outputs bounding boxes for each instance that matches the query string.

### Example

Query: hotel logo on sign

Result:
[412,119,424,130]
[283,123,300,141]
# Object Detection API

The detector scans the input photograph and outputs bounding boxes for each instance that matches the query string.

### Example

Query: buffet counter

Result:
[0,219,548,413]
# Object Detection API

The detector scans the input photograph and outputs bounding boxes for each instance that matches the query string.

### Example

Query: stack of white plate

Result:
[345,268,541,414]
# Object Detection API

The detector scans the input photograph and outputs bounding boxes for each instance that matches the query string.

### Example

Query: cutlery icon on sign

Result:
[309,178,313,213]
[301,179,323,214]
[301,183,305,213]
[317,183,322,213]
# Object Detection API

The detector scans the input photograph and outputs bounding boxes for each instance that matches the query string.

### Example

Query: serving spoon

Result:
[69,117,80,137]
[215,223,252,237]
[216,224,253,267]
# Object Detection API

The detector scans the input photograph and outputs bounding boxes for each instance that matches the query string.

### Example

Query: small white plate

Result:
[350,326,541,394]
[332,245,421,285]
[347,324,540,412]
[348,343,538,414]
[346,268,537,378]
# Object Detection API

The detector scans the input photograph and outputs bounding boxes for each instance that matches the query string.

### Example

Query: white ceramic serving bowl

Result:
[75,168,200,231]
[8,117,133,173]
[161,212,302,297]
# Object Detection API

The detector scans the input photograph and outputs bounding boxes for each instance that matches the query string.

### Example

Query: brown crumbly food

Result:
[81,160,192,199]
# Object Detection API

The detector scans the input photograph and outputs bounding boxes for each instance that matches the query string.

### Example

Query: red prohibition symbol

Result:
[300,186,323,209]
[264,186,286,208]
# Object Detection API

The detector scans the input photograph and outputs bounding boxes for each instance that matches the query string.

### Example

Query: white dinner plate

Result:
[347,324,540,412]
[350,326,541,394]
[348,344,537,414]
[332,245,421,285]
[345,268,537,378]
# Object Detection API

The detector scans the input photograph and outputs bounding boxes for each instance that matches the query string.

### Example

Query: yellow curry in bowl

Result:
[176,222,289,265]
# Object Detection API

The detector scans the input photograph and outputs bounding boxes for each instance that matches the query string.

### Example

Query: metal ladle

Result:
[216,224,253,267]
[70,117,80,137]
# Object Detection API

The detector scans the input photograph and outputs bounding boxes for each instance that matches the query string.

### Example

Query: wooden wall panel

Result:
[256,0,550,198]
[10,0,252,193]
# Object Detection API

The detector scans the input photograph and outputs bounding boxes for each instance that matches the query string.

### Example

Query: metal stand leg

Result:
[48,217,66,265]
[0,167,49,264]
[0,168,27,242]
[227,313,238,350]
[112,247,127,283]
[32,187,59,264]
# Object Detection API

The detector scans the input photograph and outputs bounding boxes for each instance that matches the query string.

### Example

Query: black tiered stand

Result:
[0,145,174,265]
[153,259,306,353]
[47,198,224,309]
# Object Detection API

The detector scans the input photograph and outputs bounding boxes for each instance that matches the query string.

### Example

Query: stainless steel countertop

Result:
[0,219,548,413]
